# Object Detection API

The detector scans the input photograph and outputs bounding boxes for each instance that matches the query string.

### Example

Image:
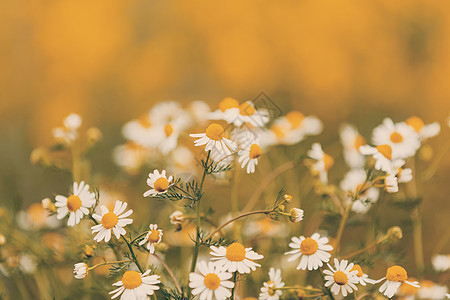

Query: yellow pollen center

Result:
[285,111,305,129]
[268,287,276,296]
[249,144,263,159]
[239,102,256,116]
[122,271,142,289]
[205,124,224,141]
[351,265,364,277]
[390,131,404,143]
[334,271,348,285]
[101,212,118,229]
[203,273,220,290]
[138,115,152,128]
[164,124,174,137]
[386,265,408,282]
[219,97,239,112]
[147,230,160,243]
[299,238,319,255]
[67,195,82,212]
[154,177,169,193]
[354,135,366,150]
[271,125,286,139]
[323,153,334,171]
[226,242,246,261]
[376,144,392,160]
[406,116,424,133]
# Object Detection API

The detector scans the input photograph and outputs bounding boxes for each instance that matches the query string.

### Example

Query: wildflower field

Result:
[1,1,450,300]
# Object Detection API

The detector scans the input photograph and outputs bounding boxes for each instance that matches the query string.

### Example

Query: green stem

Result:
[153,253,182,294]
[318,269,336,300]
[333,204,351,256]
[122,236,144,273]
[231,165,240,239]
[230,272,238,299]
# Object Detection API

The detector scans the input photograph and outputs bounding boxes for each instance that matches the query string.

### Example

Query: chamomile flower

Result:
[432,254,450,272]
[372,118,420,159]
[285,233,333,270]
[289,208,304,223]
[169,211,184,225]
[143,169,173,197]
[233,101,269,127]
[350,264,377,286]
[55,181,96,226]
[210,242,264,274]
[378,265,420,298]
[189,261,234,300]
[238,141,263,174]
[190,123,237,156]
[384,174,399,193]
[259,268,285,300]
[392,160,413,183]
[52,113,82,144]
[139,224,163,254]
[208,97,241,124]
[418,280,448,300]
[188,101,211,125]
[324,259,359,297]
[113,141,149,174]
[91,200,133,243]
[109,270,160,299]
[340,124,366,169]
[307,143,334,183]
[122,112,163,148]
[406,116,440,141]
[359,144,394,172]
[73,262,88,279]
[340,169,379,214]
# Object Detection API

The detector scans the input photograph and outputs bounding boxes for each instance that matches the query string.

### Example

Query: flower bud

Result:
[283,194,293,203]
[0,233,6,246]
[289,208,304,223]
[73,262,88,279]
[388,226,403,240]
[83,245,95,258]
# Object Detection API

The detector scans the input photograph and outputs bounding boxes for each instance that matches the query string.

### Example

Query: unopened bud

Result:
[289,208,304,223]
[388,226,403,240]
[277,204,285,212]
[30,148,48,165]
[170,211,184,225]
[83,245,95,258]
[419,144,433,162]
[86,127,102,146]
[0,233,6,246]
[42,198,56,212]
[283,194,293,203]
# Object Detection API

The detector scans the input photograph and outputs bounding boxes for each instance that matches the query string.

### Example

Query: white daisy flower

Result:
[113,142,149,174]
[284,233,333,270]
[210,242,264,274]
[324,259,359,297]
[259,268,285,300]
[55,181,96,226]
[418,280,448,300]
[188,100,211,125]
[52,113,82,144]
[372,118,420,159]
[350,264,377,286]
[359,144,394,172]
[233,101,269,127]
[392,160,413,183]
[122,112,164,148]
[307,143,334,184]
[91,200,133,243]
[109,270,160,299]
[190,123,237,156]
[432,254,450,272]
[384,173,399,193]
[340,124,366,169]
[406,116,440,141]
[189,261,234,300]
[208,97,241,125]
[340,169,379,214]
[169,211,184,225]
[73,262,88,279]
[289,208,304,223]
[377,265,420,298]
[238,141,263,174]
[143,169,173,197]
[139,224,163,254]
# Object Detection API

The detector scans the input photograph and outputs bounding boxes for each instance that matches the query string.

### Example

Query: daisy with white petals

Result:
[143,169,173,197]
[190,123,237,156]
[307,143,334,184]
[324,259,359,297]
[109,270,160,299]
[234,101,269,127]
[406,116,440,141]
[285,233,333,270]
[378,265,420,298]
[73,262,88,279]
[359,144,394,172]
[238,141,263,174]
[340,169,379,214]
[384,174,399,193]
[189,261,234,300]
[208,97,241,125]
[259,268,285,300]
[91,200,133,243]
[350,264,377,286]
[139,224,163,254]
[55,181,96,226]
[210,242,264,274]
[52,113,82,144]
[340,124,367,169]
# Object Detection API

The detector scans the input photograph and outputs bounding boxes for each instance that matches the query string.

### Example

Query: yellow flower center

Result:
[226,242,246,261]
[354,135,366,150]
[67,195,82,212]
[239,102,256,116]
[203,273,220,290]
[147,230,161,243]
[205,123,224,141]
[386,265,408,282]
[390,131,403,143]
[249,144,263,159]
[219,97,239,112]
[164,124,174,137]
[122,271,142,289]
[299,237,319,255]
[376,144,392,160]
[154,177,169,193]
[101,212,118,229]
[285,111,305,129]
[406,116,424,133]
[270,124,286,139]
[138,115,152,128]
[268,287,276,296]
[351,264,364,277]
[323,153,334,171]
[334,271,348,285]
